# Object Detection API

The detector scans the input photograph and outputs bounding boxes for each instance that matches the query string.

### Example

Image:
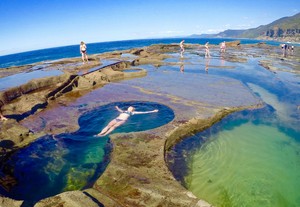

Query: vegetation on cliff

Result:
[196,12,300,42]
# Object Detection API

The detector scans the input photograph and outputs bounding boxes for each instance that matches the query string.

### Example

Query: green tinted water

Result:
[186,122,300,207]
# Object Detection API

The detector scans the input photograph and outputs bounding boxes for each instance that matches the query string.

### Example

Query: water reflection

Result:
[205,58,210,73]
[167,102,300,206]
[0,101,175,201]
[180,64,184,73]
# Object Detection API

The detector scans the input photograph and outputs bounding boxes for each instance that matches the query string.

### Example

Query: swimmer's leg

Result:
[96,119,118,136]
[99,120,126,137]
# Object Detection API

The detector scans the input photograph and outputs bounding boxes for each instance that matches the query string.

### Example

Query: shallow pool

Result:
[166,53,300,207]
[168,107,300,207]
[1,101,174,201]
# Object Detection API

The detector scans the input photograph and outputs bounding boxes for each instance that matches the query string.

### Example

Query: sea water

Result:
[166,56,300,206]
[0,38,282,68]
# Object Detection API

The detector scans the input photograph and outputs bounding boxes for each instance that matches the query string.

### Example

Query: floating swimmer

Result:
[96,106,158,137]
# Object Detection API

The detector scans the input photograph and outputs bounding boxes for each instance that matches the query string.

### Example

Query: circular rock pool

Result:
[0,101,174,201]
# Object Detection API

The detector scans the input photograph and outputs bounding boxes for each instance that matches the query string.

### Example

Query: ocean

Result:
[0,38,282,68]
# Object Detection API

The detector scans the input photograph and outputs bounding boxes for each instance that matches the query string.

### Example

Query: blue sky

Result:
[0,0,299,56]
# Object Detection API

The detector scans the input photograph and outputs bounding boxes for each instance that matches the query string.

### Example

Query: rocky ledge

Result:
[1,42,296,206]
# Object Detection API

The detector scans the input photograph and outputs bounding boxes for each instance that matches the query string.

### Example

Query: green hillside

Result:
[213,12,300,41]
[240,12,300,38]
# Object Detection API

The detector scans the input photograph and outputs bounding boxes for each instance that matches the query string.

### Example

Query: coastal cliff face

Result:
[260,27,300,42]
[213,12,300,42]
[245,12,300,42]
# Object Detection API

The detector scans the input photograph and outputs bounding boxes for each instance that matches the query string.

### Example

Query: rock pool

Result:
[167,50,300,207]
[1,101,174,201]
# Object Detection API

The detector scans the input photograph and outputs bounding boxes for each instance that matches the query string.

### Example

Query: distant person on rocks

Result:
[291,45,294,55]
[80,41,89,63]
[220,41,226,53]
[180,40,185,57]
[95,106,158,137]
[205,42,211,58]
[281,44,285,56]
[284,44,288,57]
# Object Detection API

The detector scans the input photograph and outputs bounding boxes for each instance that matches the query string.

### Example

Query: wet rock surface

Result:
[0,42,298,206]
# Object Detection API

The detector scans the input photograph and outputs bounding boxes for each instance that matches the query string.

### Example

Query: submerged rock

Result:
[1,41,290,206]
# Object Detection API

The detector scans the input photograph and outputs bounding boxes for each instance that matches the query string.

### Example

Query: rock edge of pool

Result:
[1,42,298,207]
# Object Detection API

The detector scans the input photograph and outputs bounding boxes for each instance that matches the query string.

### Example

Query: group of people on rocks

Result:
[281,43,294,57]
[179,40,226,59]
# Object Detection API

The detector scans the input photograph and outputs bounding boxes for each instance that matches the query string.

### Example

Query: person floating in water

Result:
[96,106,159,137]
[80,41,89,64]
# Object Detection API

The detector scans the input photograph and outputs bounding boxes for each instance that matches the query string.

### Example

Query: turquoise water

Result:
[167,81,300,206]
[1,101,174,201]
[3,134,110,201]
[164,47,300,206]
[171,109,300,207]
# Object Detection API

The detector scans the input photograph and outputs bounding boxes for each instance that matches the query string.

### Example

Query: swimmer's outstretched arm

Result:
[115,106,124,112]
[133,109,159,115]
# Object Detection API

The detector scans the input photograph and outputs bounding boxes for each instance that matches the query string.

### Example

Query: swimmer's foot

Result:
[0,117,7,121]
[94,134,106,137]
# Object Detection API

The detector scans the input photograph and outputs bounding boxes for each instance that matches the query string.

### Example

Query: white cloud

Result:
[235,24,252,29]
[207,29,223,33]
[159,30,184,34]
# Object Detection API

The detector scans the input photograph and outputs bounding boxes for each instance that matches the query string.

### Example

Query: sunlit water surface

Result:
[1,101,174,201]
[166,53,300,207]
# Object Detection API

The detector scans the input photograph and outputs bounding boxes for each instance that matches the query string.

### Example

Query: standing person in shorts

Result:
[205,42,211,58]
[180,40,185,57]
[80,41,89,63]
[220,41,226,53]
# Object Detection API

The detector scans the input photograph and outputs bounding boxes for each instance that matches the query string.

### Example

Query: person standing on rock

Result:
[180,40,185,57]
[80,41,89,64]
[220,41,226,53]
[281,44,285,56]
[205,42,211,58]
[284,44,288,57]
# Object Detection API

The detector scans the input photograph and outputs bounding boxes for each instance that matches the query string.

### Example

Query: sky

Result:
[0,0,299,56]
